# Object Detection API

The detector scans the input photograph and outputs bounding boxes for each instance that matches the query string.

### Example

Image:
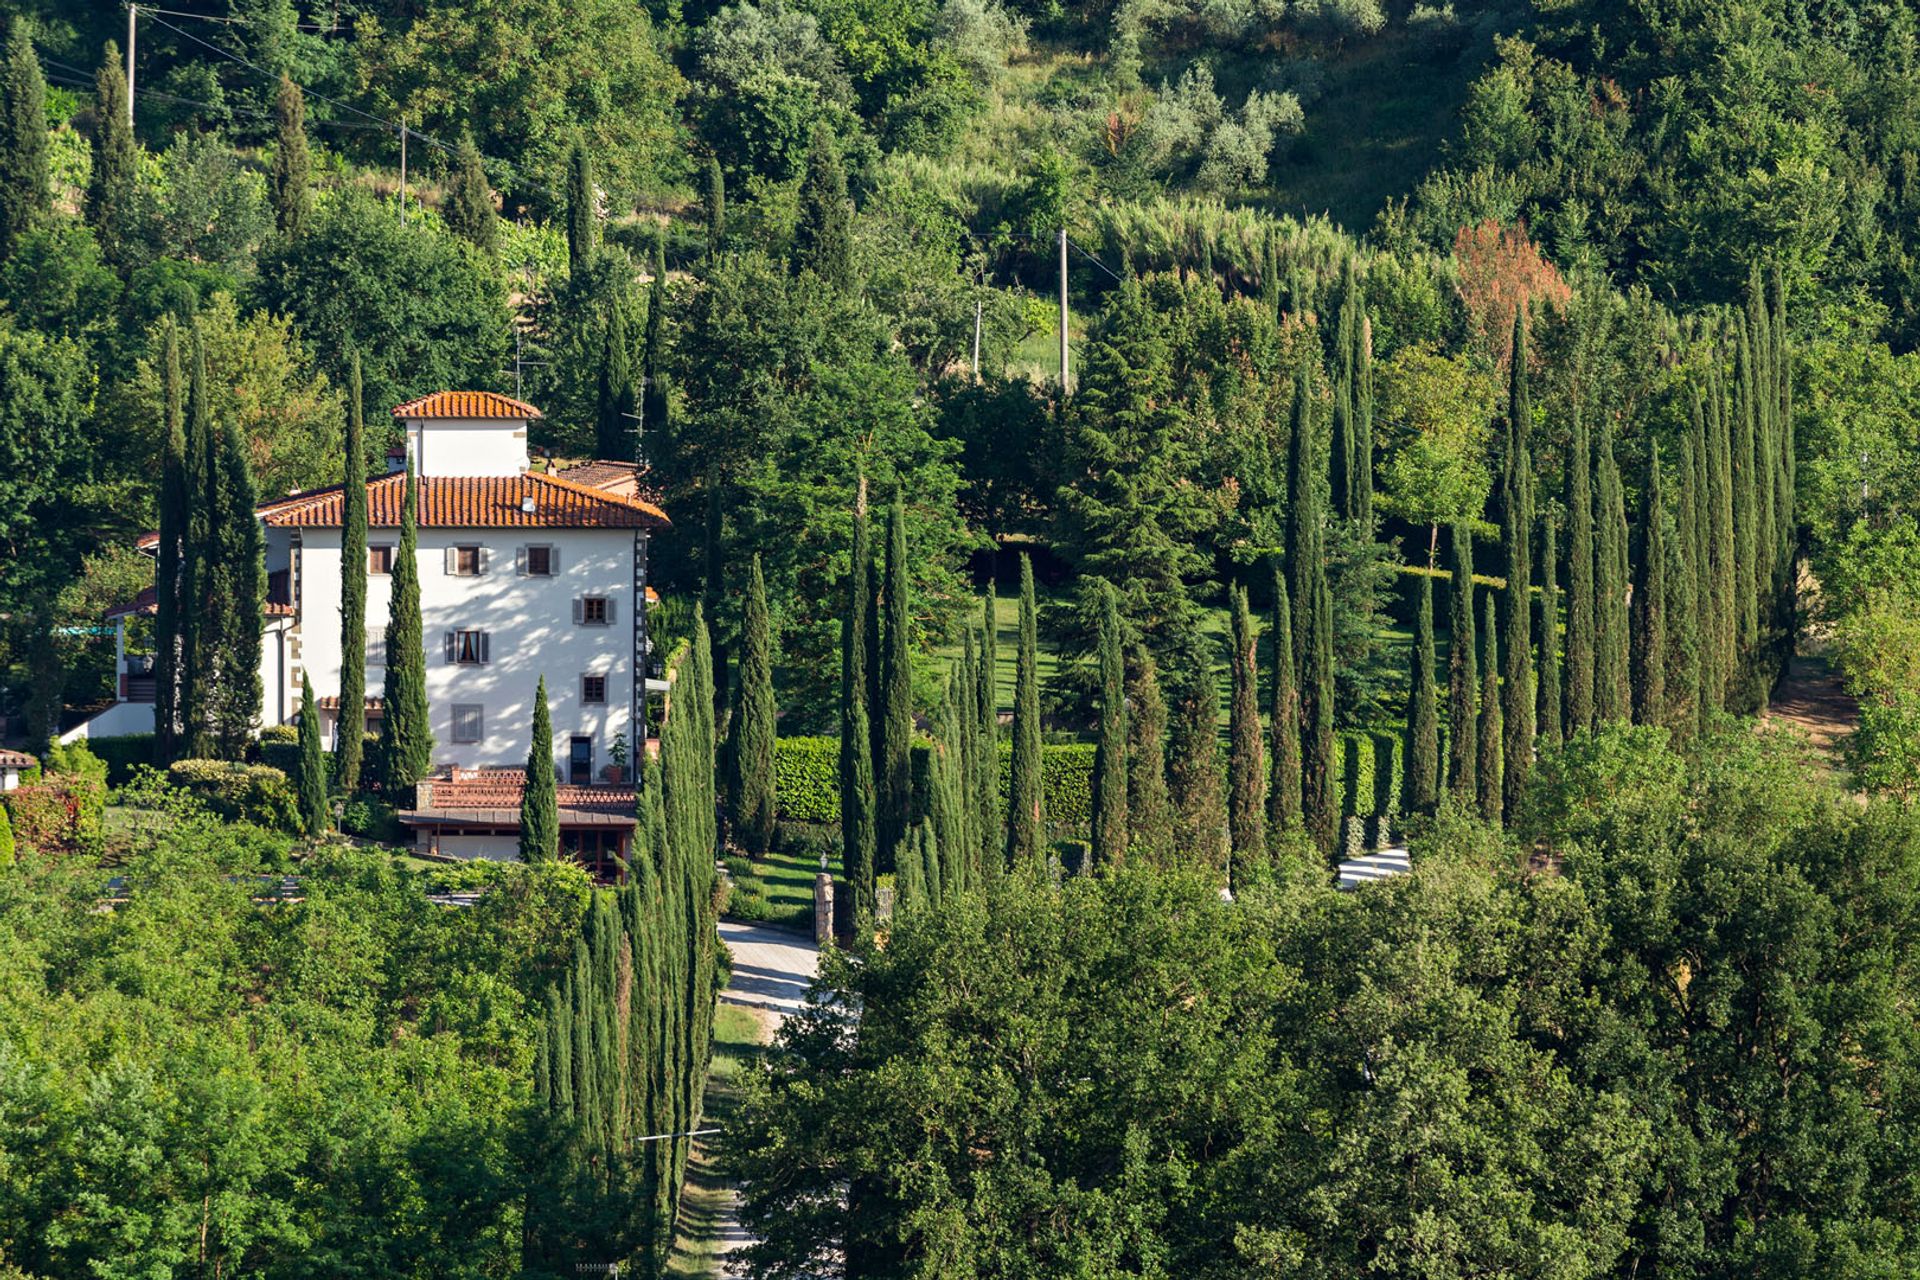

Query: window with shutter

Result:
[581,674,607,705]
[524,544,554,576]
[367,627,386,666]
[580,596,610,626]
[452,629,487,664]
[449,545,482,576]
[368,545,394,575]
[451,704,484,743]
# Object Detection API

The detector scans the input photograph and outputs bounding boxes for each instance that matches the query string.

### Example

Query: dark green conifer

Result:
[879,496,913,871]
[1226,584,1266,879]
[1406,571,1441,813]
[1168,664,1225,873]
[642,228,668,446]
[734,554,777,856]
[521,676,559,862]
[210,395,265,758]
[1266,568,1302,837]
[268,73,311,239]
[0,18,49,257]
[85,41,136,265]
[297,675,328,835]
[1447,525,1477,802]
[1092,582,1129,867]
[1477,591,1502,823]
[379,454,434,795]
[1595,421,1631,722]
[153,324,187,763]
[1500,307,1535,813]
[1330,259,1358,522]
[565,134,596,274]
[1632,444,1669,725]
[1007,555,1044,871]
[1707,368,1737,705]
[974,592,999,877]
[794,127,852,291]
[1303,563,1337,853]
[595,285,637,462]
[1668,429,1703,742]
[1566,409,1595,733]
[841,505,876,913]
[179,326,215,758]
[1731,320,1760,689]
[1127,654,1174,863]
[1285,373,1316,674]
[444,130,497,256]
[1352,274,1374,529]
[336,353,369,792]
[1536,514,1563,746]
[704,156,726,257]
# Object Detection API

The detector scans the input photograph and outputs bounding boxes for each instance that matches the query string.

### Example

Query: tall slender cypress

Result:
[1668,429,1703,743]
[879,496,913,871]
[0,18,49,258]
[1168,664,1225,873]
[1631,444,1668,725]
[1285,374,1315,675]
[179,326,216,759]
[336,354,369,792]
[1406,572,1441,813]
[1594,421,1631,723]
[565,134,597,274]
[1226,584,1266,877]
[794,127,853,291]
[841,502,877,915]
[1447,525,1477,802]
[211,388,265,758]
[974,591,999,877]
[268,73,312,239]
[932,681,969,895]
[1566,409,1596,733]
[379,454,434,795]
[297,675,328,836]
[1748,267,1777,620]
[1091,582,1129,867]
[85,41,136,266]
[1303,562,1337,853]
[1266,567,1302,837]
[642,229,668,447]
[1477,591,1503,823]
[521,676,559,862]
[1007,555,1044,871]
[1707,367,1737,705]
[1731,321,1760,691]
[153,324,187,763]
[1127,654,1174,863]
[1536,514,1563,746]
[734,554,777,857]
[955,626,981,889]
[1500,308,1535,812]
[1330,259,1358,523]
[705,156,727,257]
[595,286,637,462]
[1353,278,1375,529]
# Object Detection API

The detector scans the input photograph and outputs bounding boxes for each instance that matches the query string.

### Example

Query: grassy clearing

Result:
[726,838,838,933]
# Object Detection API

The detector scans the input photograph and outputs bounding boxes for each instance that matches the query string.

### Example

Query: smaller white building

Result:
[0,749,35,791]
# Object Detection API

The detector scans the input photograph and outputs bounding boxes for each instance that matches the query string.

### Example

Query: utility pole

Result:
[972,298,982,380]
[1058,228,1070,396]
[125,6,136,126]
[397,117,408,225]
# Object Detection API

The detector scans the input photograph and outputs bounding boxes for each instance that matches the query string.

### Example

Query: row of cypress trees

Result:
[1399,268,1796,822]
[528,614,720,1278]
[151,317,266,763]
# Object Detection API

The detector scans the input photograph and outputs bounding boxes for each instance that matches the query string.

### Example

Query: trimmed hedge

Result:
[86,734,156,786]
[771,736,1096,833]
[3,777,106,854]
[167,760,301,832]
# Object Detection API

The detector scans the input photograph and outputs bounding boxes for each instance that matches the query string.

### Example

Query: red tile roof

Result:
[261,472,669,530]
[419,770,638,819]
[392,390,543,420]
[107,587,298,620]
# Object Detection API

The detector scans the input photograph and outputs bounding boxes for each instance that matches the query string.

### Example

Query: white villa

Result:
[79,391,670,869]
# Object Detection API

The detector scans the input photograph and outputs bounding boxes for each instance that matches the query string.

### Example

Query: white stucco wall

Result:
[403,417,529,478]
[287,525,640,772]
[433,833,524,862]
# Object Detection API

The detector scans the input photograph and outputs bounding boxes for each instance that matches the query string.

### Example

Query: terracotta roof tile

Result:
[107,587,301,621]
[430,771,637,817]
[392,390,543,420]
[316,696,384,711]
[261,472,669,531]
[0,749,37,769]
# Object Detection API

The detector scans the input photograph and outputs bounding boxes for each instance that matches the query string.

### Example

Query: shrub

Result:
[43,741,108,787]
[86,734,156,786]
[773,736,1098,833]
[257,723,298,744]
[723,854,755,879]
[167,760,301,832]
[0,801,13,865]
[3,775,105,854]
[340,793,407,845]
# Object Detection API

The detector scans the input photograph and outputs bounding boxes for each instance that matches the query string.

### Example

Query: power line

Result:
[135,6,339,32]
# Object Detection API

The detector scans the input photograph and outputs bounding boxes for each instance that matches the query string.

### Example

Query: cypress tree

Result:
[565,134,597,274]
[1500,307,1535,814]
[642,228,668,447]
[0,18,49,258]
[1406,571,1441,813]
[379,454,434,795]
[1266,567,1302,838]
[521,676,559,862]
[1667,429,1703,743]
[1536,513,1563,746]
[1127,654,1174,863]
[794,127,852,291]
[1285,373,1315,674]
[896,822,926,913]
[444,130,498,256]
[1226,583,1266,878]
[704,155,726,257]
[153,324,187,763]
[268,73,311,239]
[1091,582,1129,868]
[1303,562,1337,853]
[85,41,136,266]
[1688,389,1715,729]
[595,285,636,462]
[1731,319,1760,689]
[1566,409,1595,733]
[1007,554,1044,871]
[974,592,999,878]
[841,504,876,914]
[879,496,914,872]
[211,396,265,758]
[179,325,215,759]
[336,353,369,793]
[1353,276,1375,529]
[1595,421,1631,722]
[1707,367,1737,705]
[1330,259,1358,523]
[1477,591,1503,824]
[1168,663,1225,874]
[734,554,777,856]
[297,675,328,836]
[954,627,981,890]
[1447,524,1477,802]
[1631,444,1669,725]
[1748,267,1777,618]
[932,683,969,896]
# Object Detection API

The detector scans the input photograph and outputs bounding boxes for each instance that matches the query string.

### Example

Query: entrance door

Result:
[568,735,593,785]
